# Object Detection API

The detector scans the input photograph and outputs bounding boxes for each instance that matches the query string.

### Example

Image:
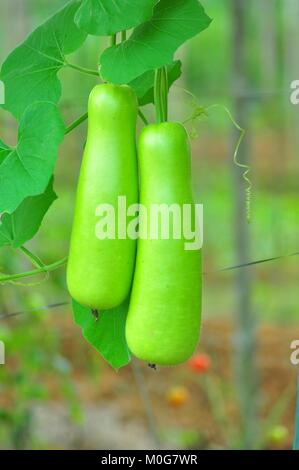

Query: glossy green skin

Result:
[126,122,202,365]
[67,84,138,310]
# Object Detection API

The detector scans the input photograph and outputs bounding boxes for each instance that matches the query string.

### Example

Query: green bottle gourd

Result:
[126,122,202,366]
[67,84,138,310]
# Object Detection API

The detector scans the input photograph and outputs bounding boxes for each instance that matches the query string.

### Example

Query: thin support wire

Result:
[1,250,299,321]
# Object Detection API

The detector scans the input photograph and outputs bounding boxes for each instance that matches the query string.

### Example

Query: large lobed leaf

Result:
[0,178,57,248]
[0,102,65,214]
[100,0,212,84]
[75,0,158,36]
[73,299,131,370]
[0,0,87,119]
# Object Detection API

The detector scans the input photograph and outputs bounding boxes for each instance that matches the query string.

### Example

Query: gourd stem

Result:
[154,67,168,123]
[160,66,168,122]
[154,69,162,123]
[110,34,116,46]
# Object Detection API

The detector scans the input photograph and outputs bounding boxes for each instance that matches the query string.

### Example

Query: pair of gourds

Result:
[67,84,202,366]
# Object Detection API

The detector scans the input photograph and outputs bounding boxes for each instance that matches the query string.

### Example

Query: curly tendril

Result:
[177,85,252,223]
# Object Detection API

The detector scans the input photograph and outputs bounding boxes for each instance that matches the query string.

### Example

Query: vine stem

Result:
[65,62,99,77]
[138,109,149,125]
[65,112,88,135]
[0,257,68,284]
[19,246,45,268]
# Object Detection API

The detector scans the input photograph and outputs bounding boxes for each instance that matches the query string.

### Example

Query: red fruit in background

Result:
[166,386,189,408]
[188,353,211,373]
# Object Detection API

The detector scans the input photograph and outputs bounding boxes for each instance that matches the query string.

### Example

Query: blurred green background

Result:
[0,0,298,450]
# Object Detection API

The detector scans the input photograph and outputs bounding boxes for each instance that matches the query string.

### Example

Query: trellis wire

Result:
[0,250,298,320]
[0,301,69,321]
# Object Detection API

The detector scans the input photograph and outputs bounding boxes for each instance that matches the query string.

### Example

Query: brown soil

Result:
[55,314,298,450]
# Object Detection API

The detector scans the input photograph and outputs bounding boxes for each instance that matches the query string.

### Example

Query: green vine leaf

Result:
[0,0,87,119]
[72,299,131,370]
[100,0,211,84]
[75,0,158,36]
[0,102,65,214]
[0,178,57,249]
[130,60,182,106]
